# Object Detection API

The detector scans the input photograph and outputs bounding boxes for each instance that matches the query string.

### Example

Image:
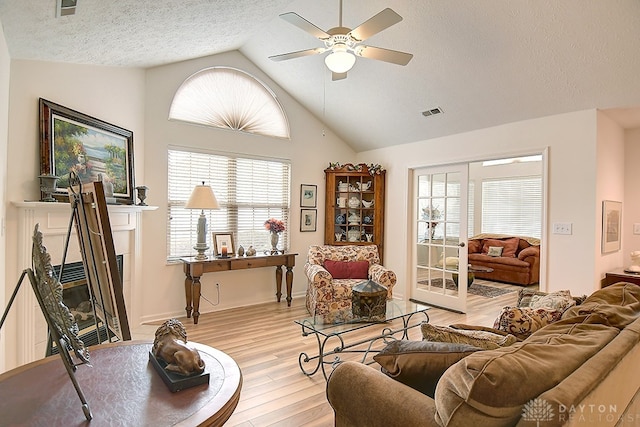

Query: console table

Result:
[182,253,297,324]
[603,268,640,287]
[0,341,242,426]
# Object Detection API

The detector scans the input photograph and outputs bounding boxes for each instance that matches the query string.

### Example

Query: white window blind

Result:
[167,149,290,261]
[481,176,542,238]
[169,67,290,139]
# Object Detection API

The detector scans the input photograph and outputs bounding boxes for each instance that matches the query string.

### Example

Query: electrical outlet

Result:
[553,222,572,235]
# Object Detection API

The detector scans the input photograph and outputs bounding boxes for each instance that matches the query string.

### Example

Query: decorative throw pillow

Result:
[529,293,576,312]
[421,322,517,350]
[518,289,574,309]
[374,340,482,398]
[468,239,482,254]
[493,306,564,338]
[323,260,369,279]
[481,237,519,257]
[487,246,503,257]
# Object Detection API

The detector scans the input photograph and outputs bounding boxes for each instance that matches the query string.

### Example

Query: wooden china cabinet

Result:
[324,163,386,260]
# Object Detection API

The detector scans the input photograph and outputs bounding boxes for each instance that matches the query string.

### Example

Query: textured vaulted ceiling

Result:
[1,0,639,152]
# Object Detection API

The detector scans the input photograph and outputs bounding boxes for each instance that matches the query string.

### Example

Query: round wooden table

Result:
[0,340,242,426]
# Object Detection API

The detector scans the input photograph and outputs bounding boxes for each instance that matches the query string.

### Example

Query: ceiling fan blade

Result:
[349,8,403,42]
[356,45,413,66]
[269,47,326,62]
[280,12,331,40]
[332,72,347,81]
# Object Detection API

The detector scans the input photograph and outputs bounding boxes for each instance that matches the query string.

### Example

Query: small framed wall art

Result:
[602,200,622,253]
[300,209,317,232]
[212,232,235,257]
[300,184,317,208]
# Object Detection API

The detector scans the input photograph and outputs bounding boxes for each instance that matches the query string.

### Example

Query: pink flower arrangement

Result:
[264,218,286,233]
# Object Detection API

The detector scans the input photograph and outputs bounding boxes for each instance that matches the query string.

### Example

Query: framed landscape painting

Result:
[39,98,135,204]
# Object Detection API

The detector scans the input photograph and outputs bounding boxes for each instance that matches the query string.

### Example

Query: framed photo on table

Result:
[213,232,235,257]
[39,98,135,204]
[602,200,622,253]
[300,209,317,232]
[300,184,317,208]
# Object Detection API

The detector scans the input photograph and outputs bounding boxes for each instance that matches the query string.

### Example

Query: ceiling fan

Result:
[269,0,413,81]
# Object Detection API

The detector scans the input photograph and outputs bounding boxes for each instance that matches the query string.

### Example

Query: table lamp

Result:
[185,181,219,260]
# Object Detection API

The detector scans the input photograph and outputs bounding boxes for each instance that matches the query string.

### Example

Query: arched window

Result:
[169,67,290,139]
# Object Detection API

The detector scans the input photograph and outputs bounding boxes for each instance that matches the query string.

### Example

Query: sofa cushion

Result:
[373,340,482,398]
[421,322,518,350]
[481,237,519,257]
[468,253,530,269]
[561,282,640,329]
[434,321,620,426]
[323,260,369,279]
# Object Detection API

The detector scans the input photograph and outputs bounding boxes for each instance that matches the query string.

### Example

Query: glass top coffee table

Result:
[452,265,495,288]
[294,301,430,379]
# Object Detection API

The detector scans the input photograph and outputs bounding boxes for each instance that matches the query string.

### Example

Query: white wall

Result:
[357,110,601,298]
[0,20,11,373]
[623,128,640,263]
[142,51,354,323]
[3,60,146,368]
[595,111,626,279]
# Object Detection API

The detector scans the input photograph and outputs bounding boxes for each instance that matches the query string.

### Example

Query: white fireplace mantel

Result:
[10,201,156,366]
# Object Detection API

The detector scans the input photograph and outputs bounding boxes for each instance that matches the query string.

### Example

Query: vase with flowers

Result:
[422,205,441,240]
[264,218,286,254]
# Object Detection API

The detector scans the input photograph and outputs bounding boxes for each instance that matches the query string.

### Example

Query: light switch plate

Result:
[634,223,640,235]
[553,222,572,235]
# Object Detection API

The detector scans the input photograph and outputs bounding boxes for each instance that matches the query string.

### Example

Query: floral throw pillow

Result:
[487,246,503,257]
[493,306,564,339]
[529,293,576,312]
[518,289,576,311]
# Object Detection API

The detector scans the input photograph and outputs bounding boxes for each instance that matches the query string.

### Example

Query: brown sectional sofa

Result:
[468,234,540,286]
[327,282,640,426]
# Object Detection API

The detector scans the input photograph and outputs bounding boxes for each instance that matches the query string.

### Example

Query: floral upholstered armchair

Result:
[304,245,396,322]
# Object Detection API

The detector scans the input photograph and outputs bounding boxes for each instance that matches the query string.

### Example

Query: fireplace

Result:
[49,255,124,354]
[10,201,154,369]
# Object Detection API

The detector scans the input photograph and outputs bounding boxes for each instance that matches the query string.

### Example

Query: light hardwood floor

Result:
[160,280,535,427]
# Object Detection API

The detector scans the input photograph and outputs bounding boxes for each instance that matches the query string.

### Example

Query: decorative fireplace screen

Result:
[48,255,124,355]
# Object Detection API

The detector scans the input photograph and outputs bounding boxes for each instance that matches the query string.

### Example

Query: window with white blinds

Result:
[481,176,542,238]
[167,148,291,261]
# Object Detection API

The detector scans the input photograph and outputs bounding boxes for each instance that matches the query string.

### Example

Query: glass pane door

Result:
[412,164,469,312]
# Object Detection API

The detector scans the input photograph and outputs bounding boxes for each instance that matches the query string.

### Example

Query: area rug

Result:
[418,279,516,298]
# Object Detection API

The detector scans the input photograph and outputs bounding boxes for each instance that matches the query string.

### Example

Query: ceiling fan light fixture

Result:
[324,44,356,73]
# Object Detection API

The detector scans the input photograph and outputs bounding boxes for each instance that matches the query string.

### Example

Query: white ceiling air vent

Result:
[422,107,443,117]
[56,0,77,17]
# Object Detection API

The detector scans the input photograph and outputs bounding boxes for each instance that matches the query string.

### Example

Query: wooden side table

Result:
[0,341,242,426]
[181,253,297,324]
[603,268,640,287]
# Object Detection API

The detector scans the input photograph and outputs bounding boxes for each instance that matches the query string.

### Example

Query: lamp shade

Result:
[325,44,356,73]
[185,183,219,210]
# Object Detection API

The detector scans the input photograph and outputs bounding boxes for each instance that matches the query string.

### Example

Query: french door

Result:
[411,164,469,313]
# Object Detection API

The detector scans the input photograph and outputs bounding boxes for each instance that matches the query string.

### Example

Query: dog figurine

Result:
[152,319,205,376]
